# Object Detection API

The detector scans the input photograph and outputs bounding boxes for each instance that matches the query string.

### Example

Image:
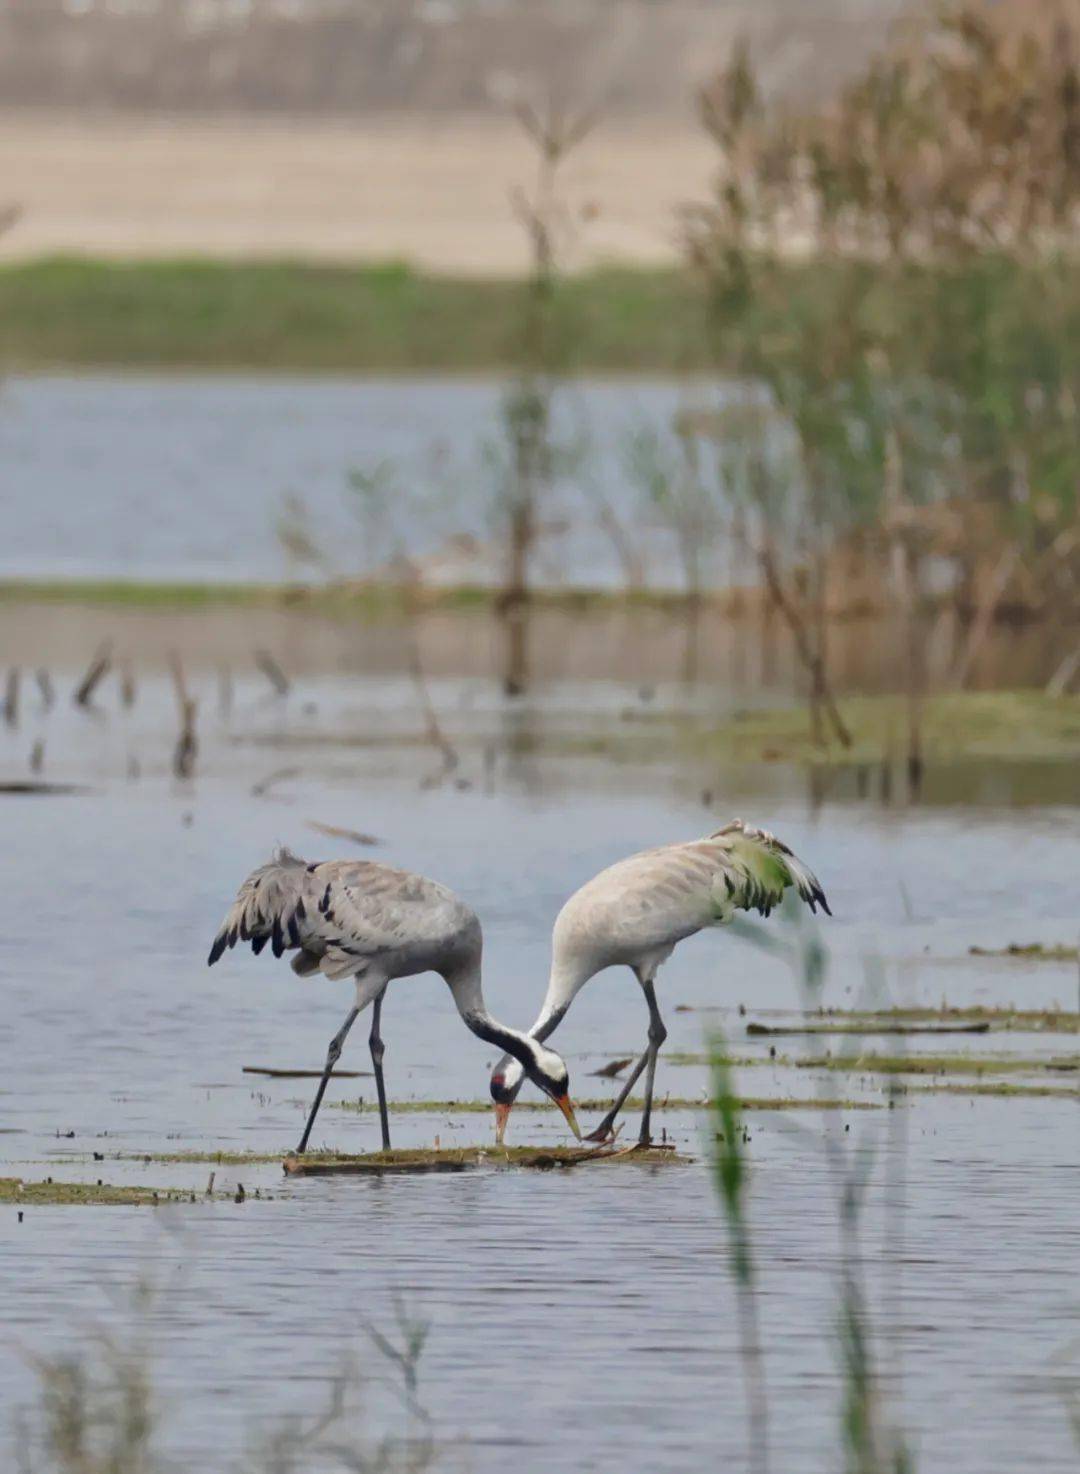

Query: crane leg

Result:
[636,978,668,1146]
[583,1048,650,1143]
[369,988,391,1151]
[584,970,667,1146]
[295,1005,360,1154]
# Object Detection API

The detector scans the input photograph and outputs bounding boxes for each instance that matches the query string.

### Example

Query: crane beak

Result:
[493,1101,512,1146]
[553,1092,582,1140]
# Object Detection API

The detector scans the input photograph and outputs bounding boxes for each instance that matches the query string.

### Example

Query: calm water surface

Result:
[1,373,742,589]
[0,657,1077,1472]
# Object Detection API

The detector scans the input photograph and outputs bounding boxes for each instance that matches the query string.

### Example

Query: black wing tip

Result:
[207,932,228,966]
[814,885,833,918]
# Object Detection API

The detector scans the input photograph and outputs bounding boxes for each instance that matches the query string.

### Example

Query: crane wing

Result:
[207,850,469,981]
[558,820,830,973]
[706,821,831,919]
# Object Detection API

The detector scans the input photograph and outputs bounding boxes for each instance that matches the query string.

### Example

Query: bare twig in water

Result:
[73,643,112,707]
[167,653,198,780]
[757,545,852,749]
[251,766,300,798]
[35,668,54,711]
[408,633,459,785]
[168,651,189,712]
[255,648,290,696]
[173,702,197,781]
[3,668,19,727]
[952,544,1021,688]
[29,740,44,774]
[307,820,380,848]
[1046,645,1080,697]
[119,661,136,709]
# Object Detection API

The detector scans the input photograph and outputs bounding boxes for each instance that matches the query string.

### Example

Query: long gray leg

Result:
[369,988,391,1151]
[584,1047,650,1143]
[584,967,666,1145]
[295,1006,360,1154]
[636,977,668,1146]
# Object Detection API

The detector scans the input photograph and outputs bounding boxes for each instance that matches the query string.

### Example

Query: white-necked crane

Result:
[208,849,581,1153]
[489,821,830,1147]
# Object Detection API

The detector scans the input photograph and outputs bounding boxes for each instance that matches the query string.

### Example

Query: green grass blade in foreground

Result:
[711,1029,770,1474]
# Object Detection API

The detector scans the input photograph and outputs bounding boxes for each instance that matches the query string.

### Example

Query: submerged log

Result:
[747,1021,991,1037]
[0,781,89,795]
[243,1066,368,1079]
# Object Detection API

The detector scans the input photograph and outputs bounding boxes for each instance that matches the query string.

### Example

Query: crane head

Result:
[490,1054,525,1144]
[493,1043,579,1144]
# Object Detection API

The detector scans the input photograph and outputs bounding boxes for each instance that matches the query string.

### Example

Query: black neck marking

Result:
[533,1003,568,1043]
[463,1012,536,1071]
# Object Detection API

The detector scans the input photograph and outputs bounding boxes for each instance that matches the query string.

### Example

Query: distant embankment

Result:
[0,1,916,271]
[0,258,712,373]
[0,0,914,116]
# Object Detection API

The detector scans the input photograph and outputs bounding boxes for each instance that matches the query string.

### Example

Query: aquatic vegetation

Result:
[817,1007,1079,1032]
[896,1082,1078,1100]
[16,1281,440,1473]
[794,1053,1078,1078]
[0,1178,200,1206]
[113,1150,288,1166]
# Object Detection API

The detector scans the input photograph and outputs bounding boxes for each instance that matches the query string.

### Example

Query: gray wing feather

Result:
[207,849,472,981]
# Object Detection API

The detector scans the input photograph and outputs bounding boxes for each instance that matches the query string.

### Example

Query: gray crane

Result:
[208,849,580,1152]
[490,821,830,1147]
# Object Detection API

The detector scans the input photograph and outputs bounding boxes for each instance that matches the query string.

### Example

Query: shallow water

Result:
[0,647,1077,1471]
[0,373,740,589]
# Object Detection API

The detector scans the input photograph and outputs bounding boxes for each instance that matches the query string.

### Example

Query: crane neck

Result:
[526,956,593,1042]
[444,955,541,1073]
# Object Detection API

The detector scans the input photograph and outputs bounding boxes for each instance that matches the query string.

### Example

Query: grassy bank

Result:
[0,576,742,615]
[0,257,711,374]
[700,692,1080,767]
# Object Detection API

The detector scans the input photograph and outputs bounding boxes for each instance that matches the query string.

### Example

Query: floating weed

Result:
[815,1007,1079,1033]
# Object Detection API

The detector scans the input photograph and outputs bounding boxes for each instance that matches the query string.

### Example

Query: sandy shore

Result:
[0,112,715,274]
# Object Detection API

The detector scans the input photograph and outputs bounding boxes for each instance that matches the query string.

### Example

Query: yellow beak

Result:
[553,1092,582,1140]
[494,1100,512,1146]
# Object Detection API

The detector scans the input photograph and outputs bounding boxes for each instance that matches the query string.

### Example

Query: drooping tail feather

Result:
[207,848,311,966]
